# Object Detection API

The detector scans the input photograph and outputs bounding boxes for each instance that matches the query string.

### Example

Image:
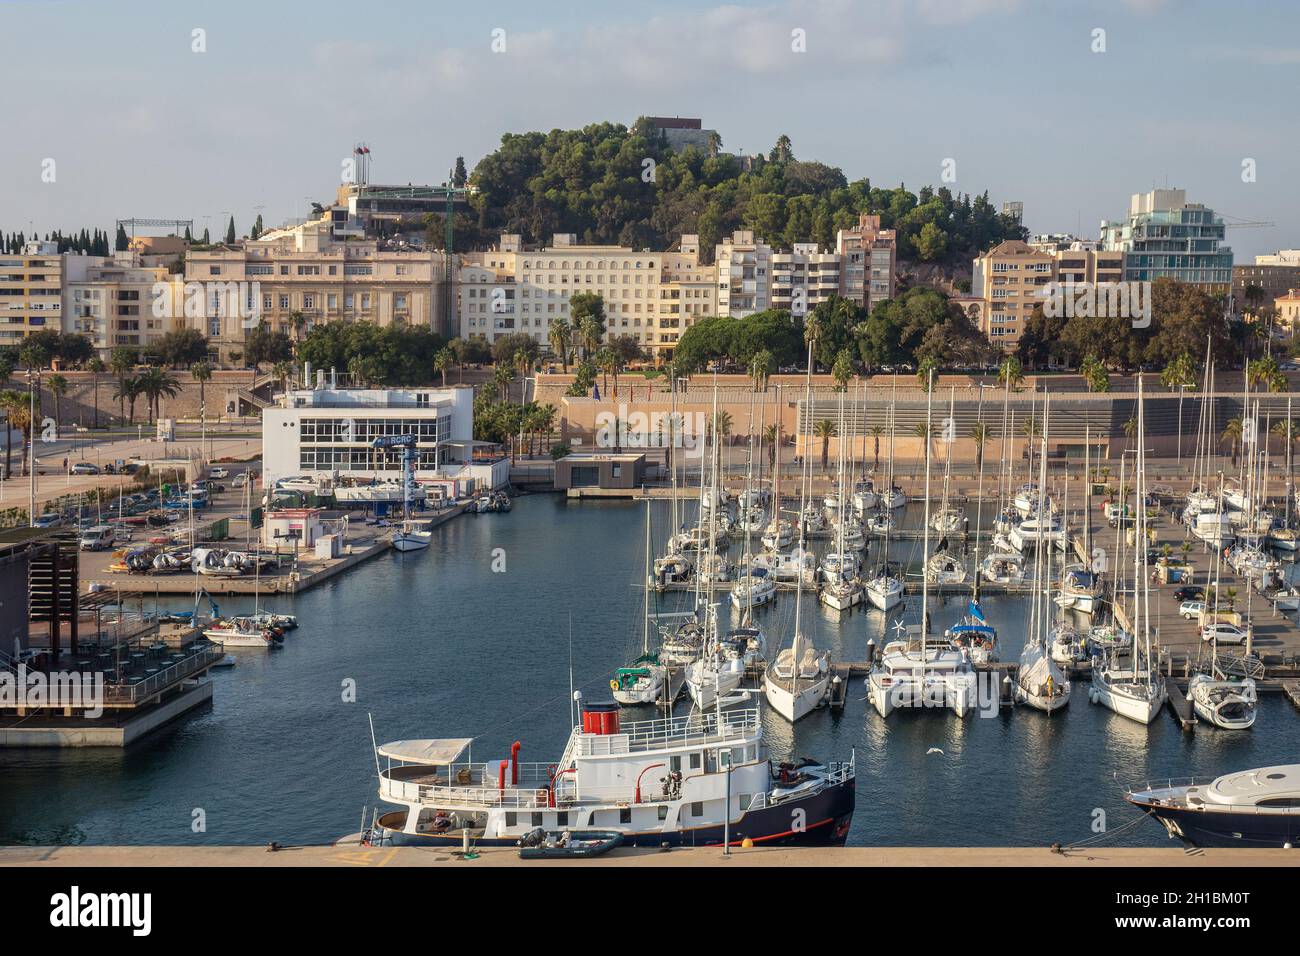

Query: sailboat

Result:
[864,379,904,612]
[867,370,979,718]
[732,404,777,611]
[389,438,432,552]
[1089,376,1167,724]
[1014,396,1071,713]
[686,381,746,710]
[764,347,832,722]
[820,391,864,611]
[613,499,668,706]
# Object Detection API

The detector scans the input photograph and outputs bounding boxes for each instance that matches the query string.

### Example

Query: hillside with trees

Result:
[456,120,1026,264]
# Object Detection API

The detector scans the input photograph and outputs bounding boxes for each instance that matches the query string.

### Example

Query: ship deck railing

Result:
[573,707,761,756]
[1128,776,1298,814]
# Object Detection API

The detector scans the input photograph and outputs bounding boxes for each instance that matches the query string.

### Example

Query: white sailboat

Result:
[1090,376,1167,724]
[612,500,668,706]
[764,347,832,722]
[867,371,979,719]
[1014,396,1071,713]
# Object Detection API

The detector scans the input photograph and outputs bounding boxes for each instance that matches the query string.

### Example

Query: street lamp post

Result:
[28,369,36,527]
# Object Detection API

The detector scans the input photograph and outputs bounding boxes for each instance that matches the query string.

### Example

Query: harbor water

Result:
[1,494,1296,848]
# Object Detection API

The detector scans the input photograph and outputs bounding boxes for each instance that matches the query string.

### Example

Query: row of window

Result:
[299,417,449,443]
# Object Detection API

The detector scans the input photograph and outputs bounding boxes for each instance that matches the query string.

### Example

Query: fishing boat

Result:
[370,703,856,848]
[203,616,283,648]
[1126,764,1300,848]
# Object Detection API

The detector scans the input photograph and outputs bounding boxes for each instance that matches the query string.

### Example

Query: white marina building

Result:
[262,383,507,495]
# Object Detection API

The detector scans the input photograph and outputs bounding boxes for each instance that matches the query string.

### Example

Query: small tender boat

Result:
[392,520,433,552]
[203,617,284,648]
[517,828,623,859]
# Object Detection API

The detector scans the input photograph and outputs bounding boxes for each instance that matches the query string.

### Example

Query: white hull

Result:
[820,584,863,611]
[764,670,830,723]
[686,661,745,709]
[730,579,777,610]
[1189,676,1257,730]
[392,533,432,552]
[865,578,904,611]
[1090,674,1166,724]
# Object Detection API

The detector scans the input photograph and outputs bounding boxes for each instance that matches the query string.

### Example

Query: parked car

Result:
[232,472,249,488]
[1173,586,1205,602]
[1201,622,1248,645]
[1179,600,1206,620]
[33,513,65,528]
[70,462,100,475]
[209,467,229,479]
[79,526,116,551]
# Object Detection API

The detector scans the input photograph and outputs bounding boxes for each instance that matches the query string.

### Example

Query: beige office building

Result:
[1275,290,1300,334]
[185,217,446,361]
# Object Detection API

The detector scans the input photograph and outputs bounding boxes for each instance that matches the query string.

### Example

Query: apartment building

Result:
[0,242,66,346]
[770,243,840,315]
[971,239,1055,349]
[1233,250,1300,315]
[64,252,183,353]
[835,213,896,311]
[185,217,446,361]
[1274,290,1300,334]
[715,230,773,318]
[1101,188,1234,291]
[460,232,713,359]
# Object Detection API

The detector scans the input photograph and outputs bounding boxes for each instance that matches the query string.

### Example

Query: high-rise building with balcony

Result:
[770,243,840,315]
[1101,188,1233,292]
[714,230,773,318]
[0,242,66,346]
[835,214,896,311]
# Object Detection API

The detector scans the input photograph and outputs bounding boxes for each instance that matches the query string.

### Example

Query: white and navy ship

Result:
[370,699,856,848]
[1126,764,1300,848]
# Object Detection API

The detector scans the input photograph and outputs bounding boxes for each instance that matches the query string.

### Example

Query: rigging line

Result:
[1057,810,1148,851]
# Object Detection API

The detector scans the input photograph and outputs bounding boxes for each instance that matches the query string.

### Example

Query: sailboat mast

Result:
[643,497,652,656]
[921,370,934,664]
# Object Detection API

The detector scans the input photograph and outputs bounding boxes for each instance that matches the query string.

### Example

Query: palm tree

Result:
[749,349,774,391]
[0,389,30,478]
[109,347,135,424]
[997,355,1024,389]
[831,349,854,391]
[191,361,212,426]
[114,376,141,425]
[434,348,454,387]
[136,367,181,423]
[594,346,618,398]
[289,311,307,350]
[868,424,885,472]
[578,316,603,361]
[814,419,837,472]
[548,318,572,372]
[763,423,779,474]
[272,360,293,395]
[493,364,515,402]
[803,312,824,371]
[969,422,989,472]
[87,357,105,429]
[1221,418,1243,466]
[46,374,68,431]
[914,420,931,460]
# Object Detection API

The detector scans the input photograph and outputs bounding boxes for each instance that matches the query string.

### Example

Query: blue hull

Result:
[1135,803,1300,849]
[381,777,856,849]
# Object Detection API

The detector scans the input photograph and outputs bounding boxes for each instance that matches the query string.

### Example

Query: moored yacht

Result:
[1188,673,1257,729]
[1126,764,1300,848]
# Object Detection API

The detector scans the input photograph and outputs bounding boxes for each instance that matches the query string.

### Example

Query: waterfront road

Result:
[1,845,1295,867]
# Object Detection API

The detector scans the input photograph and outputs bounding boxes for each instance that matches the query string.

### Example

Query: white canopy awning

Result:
[377,738,473,765]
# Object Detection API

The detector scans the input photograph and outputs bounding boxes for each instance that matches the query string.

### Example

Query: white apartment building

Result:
[261,384,506,489]
[770,243,840,315]
[0,241,65,345]
[715,230,773,317]
[460,232,713,358]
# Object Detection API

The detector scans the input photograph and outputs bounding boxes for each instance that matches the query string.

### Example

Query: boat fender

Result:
[610,680,619,691]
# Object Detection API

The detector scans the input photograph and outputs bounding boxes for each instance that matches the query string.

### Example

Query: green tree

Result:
[1082,354,1111,393]
[813,419,837,472]
[136,367,181,423]
[548,317,573,372]
[86,357,105,429]
[831,348,855,390]
[110,347,137,423]
[997,355,1024,389]
[1221,418,1243,466]
[434,348,454,387]
[191,361,213,427]
[46,373,68,429]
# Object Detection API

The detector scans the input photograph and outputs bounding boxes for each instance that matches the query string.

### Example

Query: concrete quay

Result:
[2,844,1295,868]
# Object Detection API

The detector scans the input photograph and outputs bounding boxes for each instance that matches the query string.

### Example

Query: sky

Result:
[2,0,1297,259]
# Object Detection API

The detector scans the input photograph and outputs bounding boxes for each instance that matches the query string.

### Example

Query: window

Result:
[505,812,517,827]
[531,813,543,827]
[657,805,668,821]
[619,808,631,824]
[688,752,701,770]
[690,801,703,817]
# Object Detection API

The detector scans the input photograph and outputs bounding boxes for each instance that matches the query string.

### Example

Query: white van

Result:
[79,525,116,551]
